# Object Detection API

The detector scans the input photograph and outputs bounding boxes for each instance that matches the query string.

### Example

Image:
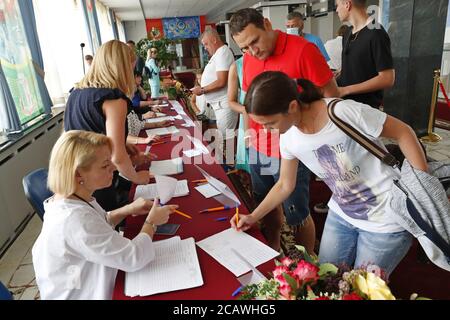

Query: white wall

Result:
[124,20,147,42]
[310,12,342,43]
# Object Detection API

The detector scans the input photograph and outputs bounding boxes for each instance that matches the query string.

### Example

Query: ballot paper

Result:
[194,165,240,207]
[145,116,174,124]
[182,149,203,158]
[146,126,179,136]
[155,112,167,117]
[149,157,183,175]
[125,237,203,297]
[186,136,209,154]
[134,179,189,201]
[194,183,221,198]
[196,228,279,277]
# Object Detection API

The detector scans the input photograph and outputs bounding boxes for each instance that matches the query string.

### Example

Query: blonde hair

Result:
[75,40,136,97]
[48,131,112,197]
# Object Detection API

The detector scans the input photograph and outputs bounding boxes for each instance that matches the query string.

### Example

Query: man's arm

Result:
[191,71,228,96]
[321,77,340,98]
[338,69,395,98]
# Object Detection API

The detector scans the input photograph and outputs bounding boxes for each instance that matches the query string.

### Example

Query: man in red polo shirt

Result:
[229,8,338,254]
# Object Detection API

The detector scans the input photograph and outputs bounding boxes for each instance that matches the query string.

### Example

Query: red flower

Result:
[279,284,293,299]
[315,296,330,300]
[273,265,289,278]
[280,257,293,267]
[292,260,320,283]
[342,292,363,300]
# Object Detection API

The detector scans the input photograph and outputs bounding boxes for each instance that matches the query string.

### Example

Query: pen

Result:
[191,179,207,183]
[174,209,192,219]
[235,205,239,226]
[215,217,227,221]
[199,206,231,213]
[151,141,166,146]
[231,286,243,297]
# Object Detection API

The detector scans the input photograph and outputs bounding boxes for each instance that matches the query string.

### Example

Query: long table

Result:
[112,98,275,300]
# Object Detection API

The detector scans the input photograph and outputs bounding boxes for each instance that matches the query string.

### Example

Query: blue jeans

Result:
[318,211,412,277]
[249,147,310,226]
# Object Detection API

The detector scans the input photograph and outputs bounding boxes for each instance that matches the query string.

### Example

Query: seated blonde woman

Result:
[32,131,178,300]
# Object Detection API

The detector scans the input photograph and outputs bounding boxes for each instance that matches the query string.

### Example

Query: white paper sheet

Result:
[149,157,183,175]
[183,149,203,158]
[134,179,189,202]
[125,237,203,297]
[194,165,241,205]
[194,183,221,198]
[146,126,179,136]
[196,228,279,277]
[145,116,174,124]
[187,136,209,154]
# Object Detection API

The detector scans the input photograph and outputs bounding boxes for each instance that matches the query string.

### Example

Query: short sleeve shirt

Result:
[242,31,333,157]
[337,23,393,108]
[201,45,235,103]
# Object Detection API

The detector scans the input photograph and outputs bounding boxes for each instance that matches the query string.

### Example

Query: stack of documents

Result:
[196,228,279,277]
[125,237,203,297]
[150,157,183,175]
[134,179,189,200]
[146,126,179,136]
[182,135,209,158]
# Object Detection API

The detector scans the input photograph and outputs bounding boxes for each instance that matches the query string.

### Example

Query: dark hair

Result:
[126,40,135,45]
[230,8,265,36]
[244,71,323,116]
[286,11,304,21]
[352,0,367,8]
[337,24,350,37]
[134,70,142,77]
[84,54,93,61]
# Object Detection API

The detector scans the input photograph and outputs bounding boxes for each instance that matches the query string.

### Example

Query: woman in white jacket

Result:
[32,130,178,299]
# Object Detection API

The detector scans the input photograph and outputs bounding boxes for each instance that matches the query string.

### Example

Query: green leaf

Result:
[318,263,338,276]
[274,260,282,267]
[295,245,316,264]
[282,273,298,291]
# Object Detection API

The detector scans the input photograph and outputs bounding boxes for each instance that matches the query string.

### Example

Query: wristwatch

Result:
[201,87,206,95]
[144,219,157,232]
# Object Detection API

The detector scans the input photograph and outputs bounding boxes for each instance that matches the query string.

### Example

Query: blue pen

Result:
[215,217,227,221]
[232,286,243,297]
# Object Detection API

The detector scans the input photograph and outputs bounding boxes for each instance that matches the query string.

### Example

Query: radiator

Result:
[0,112,64,256]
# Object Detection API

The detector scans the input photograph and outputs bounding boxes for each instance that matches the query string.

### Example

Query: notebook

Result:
[125,237,203,297]
[134,179,189,200]
[149,157,183,175]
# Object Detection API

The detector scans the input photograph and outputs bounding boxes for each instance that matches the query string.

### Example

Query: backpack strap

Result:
[327,99,400,168]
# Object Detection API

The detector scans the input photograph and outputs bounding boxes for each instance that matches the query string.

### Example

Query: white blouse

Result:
[32,197,155,300]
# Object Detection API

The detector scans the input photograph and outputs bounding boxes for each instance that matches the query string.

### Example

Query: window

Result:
[0,0,45,126]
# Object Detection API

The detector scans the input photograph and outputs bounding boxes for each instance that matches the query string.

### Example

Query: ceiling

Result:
[101,0,261,22]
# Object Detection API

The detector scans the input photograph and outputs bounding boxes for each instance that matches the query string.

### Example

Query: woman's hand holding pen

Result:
[230,214,256,232]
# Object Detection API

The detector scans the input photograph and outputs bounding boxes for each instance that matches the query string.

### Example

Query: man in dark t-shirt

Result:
[335,0,394,109]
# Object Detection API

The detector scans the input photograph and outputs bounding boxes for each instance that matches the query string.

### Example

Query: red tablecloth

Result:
[112,99,275,300]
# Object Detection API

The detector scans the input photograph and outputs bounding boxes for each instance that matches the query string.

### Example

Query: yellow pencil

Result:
[174,209,192,219]
[235,206,239,226]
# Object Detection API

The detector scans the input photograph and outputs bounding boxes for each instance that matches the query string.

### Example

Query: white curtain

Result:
[33,0,91,104]
[95,1,115,43]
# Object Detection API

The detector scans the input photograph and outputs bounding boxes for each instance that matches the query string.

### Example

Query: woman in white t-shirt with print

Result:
[231,71,428,277]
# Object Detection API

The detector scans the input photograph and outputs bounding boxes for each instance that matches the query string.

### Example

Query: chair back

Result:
[22,168,53,220]
[0,281,12,300]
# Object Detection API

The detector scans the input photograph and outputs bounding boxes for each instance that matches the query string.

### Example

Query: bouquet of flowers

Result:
[239,246,419,300]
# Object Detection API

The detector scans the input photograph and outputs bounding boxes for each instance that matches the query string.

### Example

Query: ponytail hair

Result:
[244,71,323,116]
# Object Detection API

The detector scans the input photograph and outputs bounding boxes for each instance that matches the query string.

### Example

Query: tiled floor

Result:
[1,128,449,300]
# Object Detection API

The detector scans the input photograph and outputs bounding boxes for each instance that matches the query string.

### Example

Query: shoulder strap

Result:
[327,99,399,168]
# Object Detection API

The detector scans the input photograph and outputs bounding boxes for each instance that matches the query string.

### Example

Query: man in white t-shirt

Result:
[192,29,238,150]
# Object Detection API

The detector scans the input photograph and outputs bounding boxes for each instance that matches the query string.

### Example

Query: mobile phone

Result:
[155,223,180,235]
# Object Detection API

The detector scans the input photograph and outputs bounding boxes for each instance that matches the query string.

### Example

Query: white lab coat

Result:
[32,197,155,300]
